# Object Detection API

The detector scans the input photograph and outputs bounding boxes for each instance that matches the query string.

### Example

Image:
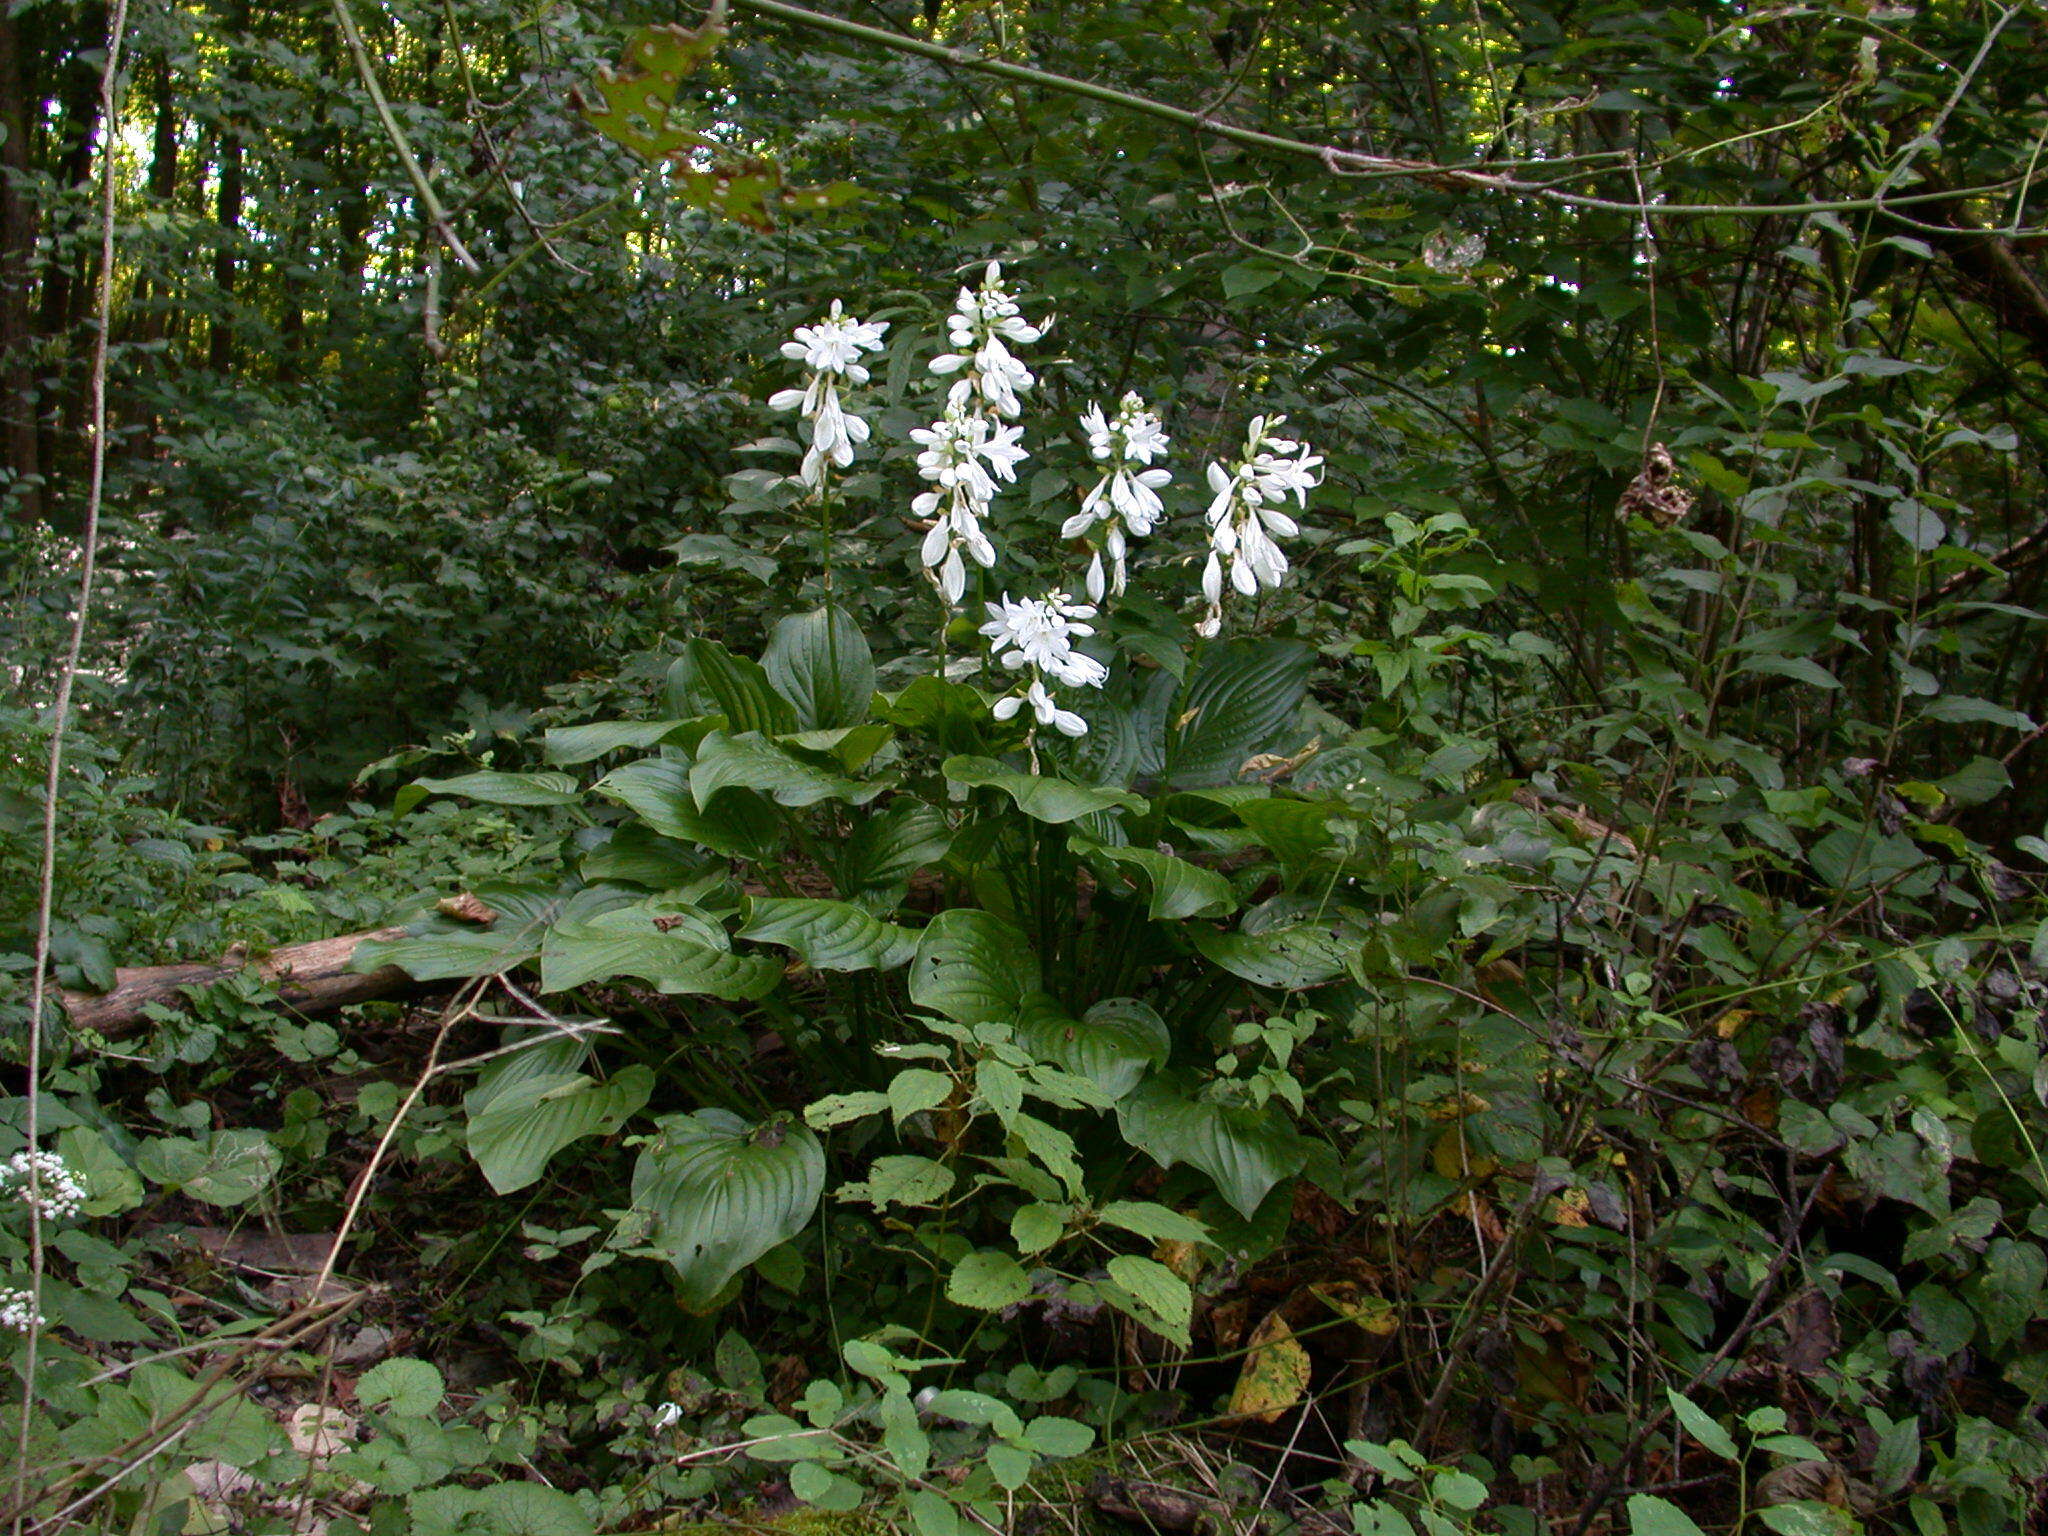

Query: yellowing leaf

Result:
[1227,1311,1311,1424]
[1712,1008,1752,1039]
[1550,1188,1592,1228]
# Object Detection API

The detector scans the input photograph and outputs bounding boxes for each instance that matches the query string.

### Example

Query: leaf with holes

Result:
[1013,997,1168,1101]
[910,910,1039,1024]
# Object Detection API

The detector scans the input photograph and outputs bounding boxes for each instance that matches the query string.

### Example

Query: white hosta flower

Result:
[768,300,888,489]
[992,679,1090,738]
[0,1287,42,1333]
[651,1402,684,1431]
[980,592,1108,688]
[1062,393,1173,599]
[929,262,1047,419]
[5,1149,85,1222]
[913,405,1028,605]
[1194,415,1323,637]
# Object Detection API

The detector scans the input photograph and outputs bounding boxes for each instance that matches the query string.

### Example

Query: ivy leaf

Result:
[1162,640,1314,788]
[1117,1078,1308,1217]
[910,909,1039,1023]
[740,897,918,972]
[630,1110,825,1307]
[762,608,876,730]
[464,1066,653,1195]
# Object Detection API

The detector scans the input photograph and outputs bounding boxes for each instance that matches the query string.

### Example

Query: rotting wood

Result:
[59,926,416,1038]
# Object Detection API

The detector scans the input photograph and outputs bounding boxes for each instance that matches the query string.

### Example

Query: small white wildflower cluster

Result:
[1195,415,1323,637]
[980,592,1108,737]
[0,1287,43,1333]
[1063,393,1172,601]
[768,300,889,490]
[916,264,1049,607]
[5,1148,86,1222]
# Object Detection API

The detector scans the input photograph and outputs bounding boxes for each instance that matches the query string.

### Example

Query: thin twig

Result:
[12,0,131,1526]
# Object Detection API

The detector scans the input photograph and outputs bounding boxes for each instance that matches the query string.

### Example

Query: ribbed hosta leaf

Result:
[740,897,918,972]
[1013,996,1168,1101]
[1162,640,1314,787]
[691,730,885,810]
[1078,841,1237,920]
[837,802,953,895]
[1117,1078,1307,1218]
[682,639,799,734]
[762,608,876,729]
[540,916,782,999]
[631,1110,825,1307]
[543,720,691,766]
[943,756,1145,824]
[597,757,781,860]
[465,1066,652,1195]
[909,909,1038,1024]
[353,882,573,981]
[396,770,580,815]
[1192,922,1352,989]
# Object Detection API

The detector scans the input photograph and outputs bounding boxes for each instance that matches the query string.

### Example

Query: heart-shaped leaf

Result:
[909,910,1038,1024]
[465,1066,653,1194]
[630,1110,825,1307]
[1013,996,1168,1101]
[1117,1077,1307,1217]
[762,608,876,730]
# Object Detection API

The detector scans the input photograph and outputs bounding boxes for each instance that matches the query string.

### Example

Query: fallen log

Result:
[60,926,415,1038]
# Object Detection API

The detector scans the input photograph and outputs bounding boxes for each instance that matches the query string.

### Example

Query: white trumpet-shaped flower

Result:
[767,299,889,489]
[981,591,1108,737]
[913,405,1028,605]
[1062,393,1173,600]
[1194,415,1322,637]
[929,263,1048,419]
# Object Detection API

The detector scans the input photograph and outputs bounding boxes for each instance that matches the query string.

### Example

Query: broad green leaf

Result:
[134,1131,280,1207]
[887,1069,953,1125]
[840,1154,954,1208]
[1193,922,1351,989]
[55,1127,143,1216]
[692,731,884,810]
[1013,996,1168,1101]
[1625,1494,1709,1536]
[580,824,709,888]
[631,1110,825,1306]
[543,720,689,765]
[465,1066,653,1195]
[804,1091,890,1129]
[1098,1201,1210,1244]
[943,755,1145,823]
[1665,1389,1739,1461]
[354,883,577,982]
[909,909,1039,1023]
[1738,654,1841,690]
[396,771,580,815]
[357,1358,445,1416]
[947,1249,1032,1310]
[1104,1254,1192,1344]
[1022,1416,1094,1458]
[540,919,782,999]
[463,1483,595,1536]
[597,757,781,860]
[838,802,953,894]
[683,639,799,734]
[1234,797,1339,869]
[1010,1202,1068,1253]
[762,608,875,729]
[1118,1078,1307,1217]
[1162,640,1314,787]
[1078,840,1236,919]
[740,897,918,971]
[875,676,995,755]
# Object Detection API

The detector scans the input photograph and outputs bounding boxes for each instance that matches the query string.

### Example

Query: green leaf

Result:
[1666,1389,1739,1461]
[465,1066,653,1195]
[397,771,580,814]
[683,639,799,734]
[1233,797,1338,870]
[1625,1494,1709,1536]
[1163,640,1314,787]
[838,802,953,895]
[1010,1202,1068,1253]
[947,1249,1032,1310]
[1078,841,1237,919]
[1738,654,1841,690]
[55,1127,143,1216]
[134,1131,280,1207]
[692,730,884,810]
[463,1483,595,1536]
[543,720,689,765]
[1022,1416,1094,1458]
[887,1068,953,1125]
[1104,1254,1192,1344]
[1013,996,1168,1101]
[910,909,1039,1023]
[908,1490,960,1536]
[357,1358,445,1417]
[1099,1201,1210,1244]
[804,1091,890,1129]
[540,917,782,1000]
[355,883,573,982]
[1118,1079,1307,1217]
[740,897,918,972]
[1193,922,1351,989]
[630,1110,825,1307]
[943,755,1145,823]
[762,608,875,730]
[597,757,781,860]
[875,676,995,755]
[841,1154,955,1208]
